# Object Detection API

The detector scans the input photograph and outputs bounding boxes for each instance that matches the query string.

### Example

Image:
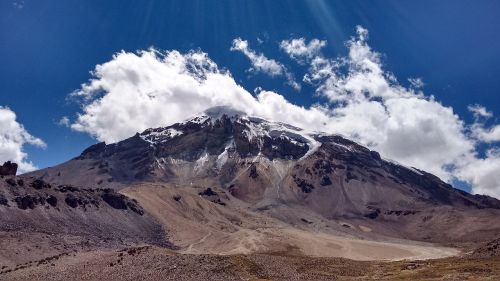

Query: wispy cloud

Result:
[12,1,24,9]
[230,38,300,91]
[58,116,70,127]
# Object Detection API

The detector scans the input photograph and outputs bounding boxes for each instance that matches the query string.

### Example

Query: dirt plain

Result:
[1,245,499,281]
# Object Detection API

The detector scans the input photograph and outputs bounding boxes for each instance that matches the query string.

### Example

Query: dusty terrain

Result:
[122,183,460,261]
[1,246,499,281]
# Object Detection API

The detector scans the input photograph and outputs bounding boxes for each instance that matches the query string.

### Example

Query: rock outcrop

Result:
[0,161,17,176]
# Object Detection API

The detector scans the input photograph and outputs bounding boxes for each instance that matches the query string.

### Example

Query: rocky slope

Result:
[0,175,170,267]
[470,237,500,258]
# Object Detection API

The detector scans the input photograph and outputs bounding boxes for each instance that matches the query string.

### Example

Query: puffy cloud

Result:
[471,122,500,143]
[280,38,326,62]
[301,25,500,196]
[476,125,500,142]
[469,104,500,143]
[458,149,500,199]
[71,27,500,198]
[230,38,300,90]
[72,50,258,142]
[0,106,46,173]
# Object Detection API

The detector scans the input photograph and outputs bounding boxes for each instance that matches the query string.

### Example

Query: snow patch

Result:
[141,128,183,143]
[195,152,210,171]
[216,140,235,170]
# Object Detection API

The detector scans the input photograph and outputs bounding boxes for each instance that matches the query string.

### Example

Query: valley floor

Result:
[1,246,499,281]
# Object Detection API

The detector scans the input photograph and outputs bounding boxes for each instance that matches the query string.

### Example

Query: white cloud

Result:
[408,77,424,89]
[0,107,46,173]
[458,149,500,199]
[231,38,284,76]
[477,125,500,142]
[472,123,500,143]
[230,38,300,90]
[71,27,500,199]
[280,38,326,62]
[58,116,70,127]
[468,105,500,143]
[468,104,493,119]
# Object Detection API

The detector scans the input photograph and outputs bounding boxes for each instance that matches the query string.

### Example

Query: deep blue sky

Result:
[1,0,499,169]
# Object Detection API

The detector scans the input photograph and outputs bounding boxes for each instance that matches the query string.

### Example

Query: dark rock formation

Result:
[198,188,226,206]
[0,195,8,206]
[364,208,381,219]
[320,175,332,186]
[99,191,143,214]
[15,195,45,210]
[199,188,217,196]
[47,195,57,207]
[31,179,51,190]
[65,194,79,208]
[5,178,17,187]
[249,165,258,179]
[293,175,314,193]
[0,161,17,176]
[101,193,128,210]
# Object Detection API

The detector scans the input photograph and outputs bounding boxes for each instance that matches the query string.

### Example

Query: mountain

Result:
[3,105,500,277]
[25,106,500,246]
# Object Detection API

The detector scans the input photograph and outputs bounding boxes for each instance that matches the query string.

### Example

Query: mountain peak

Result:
[202,105,246,120]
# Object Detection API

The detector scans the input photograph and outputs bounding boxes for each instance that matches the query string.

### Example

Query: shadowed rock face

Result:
[0,161,17,176]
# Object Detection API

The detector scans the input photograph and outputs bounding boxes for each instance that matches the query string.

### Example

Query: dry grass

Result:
[1,246,499,281]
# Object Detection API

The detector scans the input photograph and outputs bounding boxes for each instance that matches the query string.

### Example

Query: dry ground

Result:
[1,246,498,281]
[121,184,459,261]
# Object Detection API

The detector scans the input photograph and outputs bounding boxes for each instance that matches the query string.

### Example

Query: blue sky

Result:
[1,1,499,196]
